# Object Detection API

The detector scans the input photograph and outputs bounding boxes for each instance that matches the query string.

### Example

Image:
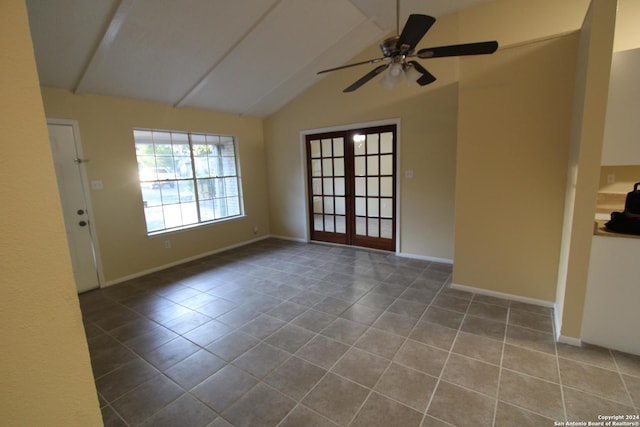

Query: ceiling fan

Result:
[317,11,499,92]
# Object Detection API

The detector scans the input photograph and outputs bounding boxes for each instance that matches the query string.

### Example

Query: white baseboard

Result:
[104,235,271,287]
[557,335,582,346]
[449,282,556,308]
[396,252,453,265]
[268,234,308,243]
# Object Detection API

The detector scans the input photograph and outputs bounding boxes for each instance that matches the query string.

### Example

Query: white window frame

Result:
[134,128,244,235]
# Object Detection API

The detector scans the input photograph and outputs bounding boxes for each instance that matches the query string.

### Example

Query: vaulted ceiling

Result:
[26,0,489,118]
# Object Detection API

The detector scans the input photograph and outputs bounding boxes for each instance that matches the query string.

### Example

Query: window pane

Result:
[380,177,393,197]
[314,214,323,231]
[334,158,345,176]
[355,197,366,216]
[355,177,366,196]
[322,158,333,176]
[380,132,393,153]
[368,218,380,237]
[312,178,322,195]
[367,177,379,197]
[355,217,366,235]
[381,199,393,218]
[334,178,345,196]
[366,134,379,154]
[313,196,322,213]
[367,156,379,175]
[333,138,344,157]
[134,129,243,234]
[380,154,393,175]
[311,159,322,177]
[381,219,393,239]
[336,216,346,233]
[353,135,366,155]
[335,197,345,215]
[368,198,379,217]
[323,197,334,214]
[324,215,335,232]
[323,178,333,195]
[321,139,332,157]
[310,140,321,158]
[354,157,365,176]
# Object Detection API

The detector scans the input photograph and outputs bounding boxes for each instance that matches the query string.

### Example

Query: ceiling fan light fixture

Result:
[403,64,422,85]
[380,67,402,89]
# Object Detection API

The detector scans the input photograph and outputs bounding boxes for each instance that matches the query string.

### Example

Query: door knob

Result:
[79,221,87,227]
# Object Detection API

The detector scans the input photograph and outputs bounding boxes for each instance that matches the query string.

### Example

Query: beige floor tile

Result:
[279,405,339,427]
[428,381,496,427]
[432,294,471,313]
[494,401,554,427]
[467,300,508,322]
[498,370,564,420]
[371,311,418,337]
[354,327,405,359]
[508,310,553,333]
[321,318,368,345]
[409,321,457,351]
[563,386,637,422]
[264,323,315,353]
[461,315,506,341]
[422,306,464,330]
[375,362,438,412]
[559,358,631,404]
[222,383,296,427]
[191,364,258,413]
[442,353,500,396]
[452,331,503,365]
[394,340,448,377]
[302,373,370,426]
[505,324,555,354]
[265,356,327,401]
[232,342,290,379]
[613,350,640,377]
[331,347,389,388]
[295,335,349,369]
[624,374,640,408]
[556,342,616,370]
[421,415,453,426]
[350,392,424,427]
[502,344,559,383]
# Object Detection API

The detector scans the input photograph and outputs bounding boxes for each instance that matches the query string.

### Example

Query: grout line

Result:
[492,300,509,426]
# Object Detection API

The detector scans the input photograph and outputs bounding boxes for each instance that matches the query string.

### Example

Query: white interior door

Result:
[47,122,100,293]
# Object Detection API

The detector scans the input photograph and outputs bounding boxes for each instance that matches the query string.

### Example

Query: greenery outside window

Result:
[134,129,243,234]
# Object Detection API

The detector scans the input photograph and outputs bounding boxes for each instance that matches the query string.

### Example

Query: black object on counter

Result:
[605,182,640,235]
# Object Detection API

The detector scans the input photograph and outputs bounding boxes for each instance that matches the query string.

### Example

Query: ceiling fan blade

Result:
[397,14,436,52]
[317,57,387,75]
[407,61,436,86]
[417,41,498,59]
[343,64,389,93]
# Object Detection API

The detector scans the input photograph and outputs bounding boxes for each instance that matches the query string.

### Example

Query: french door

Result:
[306,124,396,251]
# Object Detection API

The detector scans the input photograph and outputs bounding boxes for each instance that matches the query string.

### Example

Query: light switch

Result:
[405,170,414,179]
[91,180,103,190]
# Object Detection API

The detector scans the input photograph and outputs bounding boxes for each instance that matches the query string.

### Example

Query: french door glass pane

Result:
[354,139,365,155]
[314,214,323,231]
[380,132,393,153]
[380,154,393,175]
[380,177,393,197]
[311,159,321,176]
[367,198,379,217]
[310,140,321,158]
[312,178,322,195]
[336,216,346,233]
[381,199,393,218]
[333,138,344,157]
[335,197,346,215]
[368,218,380,237]
[356,217,366,235]
[355,177,366,196]
[355,197,366,216]
[322,139,332,156]
[334,158,345,176]
[324,197,334,214]
[322,159,333,175]
[366,134,379,154]
[367,156,379,175]
[367,177,379,196]
[324,215,335,232]
[381,219,393,238]
[313,197,322,213]
[355,157,365,176]
[323,178,334,195]
[334,178,345,195]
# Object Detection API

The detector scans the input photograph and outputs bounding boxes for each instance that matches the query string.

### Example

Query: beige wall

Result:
[556,0,617,339]
[41,88,271,283]
[0,1,102,425]
[264,15,462,260]
[453,33,580,302]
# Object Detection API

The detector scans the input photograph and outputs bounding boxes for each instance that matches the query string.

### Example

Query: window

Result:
[134,129,243,234]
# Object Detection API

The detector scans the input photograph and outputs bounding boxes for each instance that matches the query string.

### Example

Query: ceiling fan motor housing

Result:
[380,36,402,57]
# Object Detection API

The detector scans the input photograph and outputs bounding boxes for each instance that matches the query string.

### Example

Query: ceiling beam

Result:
[74,0,135,94]
[174,0,283,108]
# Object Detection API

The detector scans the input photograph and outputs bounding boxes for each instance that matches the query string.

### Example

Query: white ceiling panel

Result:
[26,0,119,89]
[26,0,494,118]
[181,0,374,113]
[77,0,278,105]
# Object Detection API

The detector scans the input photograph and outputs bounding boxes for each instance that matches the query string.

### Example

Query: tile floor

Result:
[80,238,640,427]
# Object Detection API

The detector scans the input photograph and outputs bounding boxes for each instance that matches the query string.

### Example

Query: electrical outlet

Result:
[253,226,259,235]
[91,180,103,190]
[164,240,171,249]
[607,174,615,184]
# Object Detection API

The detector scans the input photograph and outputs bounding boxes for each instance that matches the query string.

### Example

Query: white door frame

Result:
[47,118,104,289]
[299,118,402,253]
